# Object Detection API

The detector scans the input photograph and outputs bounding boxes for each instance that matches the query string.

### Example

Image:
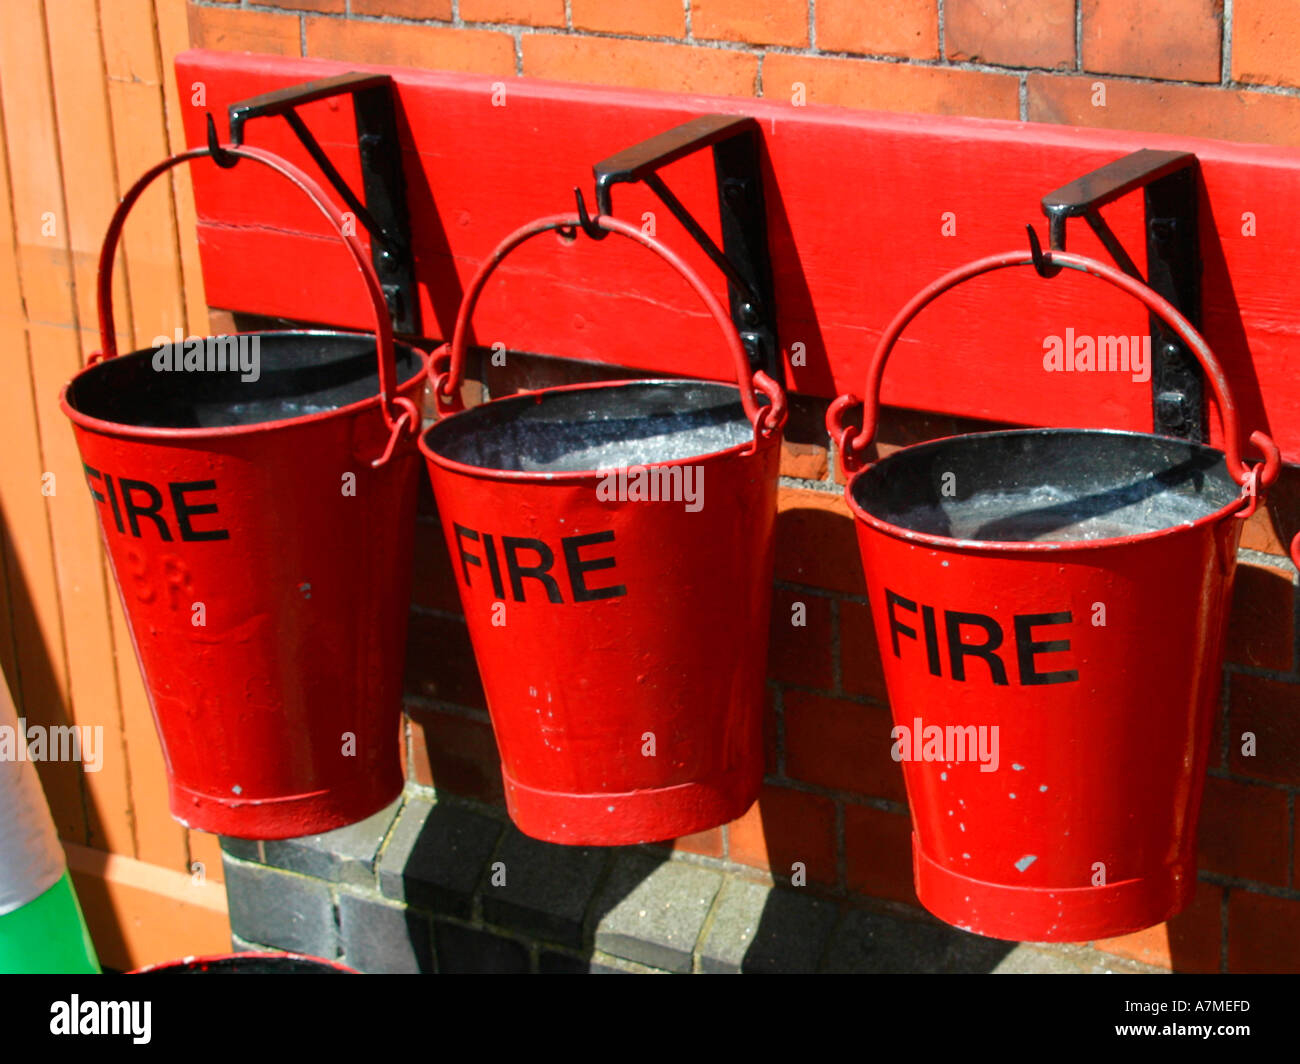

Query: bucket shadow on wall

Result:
[0,513,120,971]
[1197,182,1300,561]
[0,516,88,841]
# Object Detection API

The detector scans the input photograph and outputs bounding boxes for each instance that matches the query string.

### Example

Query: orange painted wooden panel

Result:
[0,0,85,843]
[66,842,230,972]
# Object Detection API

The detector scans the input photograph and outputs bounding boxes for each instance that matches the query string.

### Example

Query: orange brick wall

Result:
[3,0,1300,970]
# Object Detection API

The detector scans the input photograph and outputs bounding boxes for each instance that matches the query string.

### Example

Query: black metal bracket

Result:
[221,73,419,336]
[1040,149,1201,441]
[576,115,781,385]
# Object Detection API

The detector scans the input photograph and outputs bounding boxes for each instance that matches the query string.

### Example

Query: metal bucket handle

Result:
[428,212,786,439]
[827,248,1282,516]
[94,144,421,467]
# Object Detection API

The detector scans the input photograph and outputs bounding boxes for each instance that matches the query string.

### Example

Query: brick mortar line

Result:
[1290,550,1300,675]
[1222,0,1234,86]
[471,822,519,925]
[1288,789,1295,891]
[1223,660,1300,685]
[771,677,889,708]
[770,680,788,776]
[1218,670,1233,767]
[1074,0,1082,73]
[1205,765,1300,795]
[1199,870,1300,901]
[408,603,468,623]
[689,873,731,971]
[828,595,844,695]
[780,473,839,493]
[402,695,491,722]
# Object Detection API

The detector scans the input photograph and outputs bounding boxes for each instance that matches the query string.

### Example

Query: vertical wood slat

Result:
[155,0,210,340]
[0,0,86,842]
[99,0,185,347]
[93,0,191,870]
[42,0,138,858]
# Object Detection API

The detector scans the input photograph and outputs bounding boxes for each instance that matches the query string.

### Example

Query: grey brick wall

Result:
[219,783,1166,975]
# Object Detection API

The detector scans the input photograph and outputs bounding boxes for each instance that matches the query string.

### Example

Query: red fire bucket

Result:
[61,145,426,839]
[828,248,1284,942]
[420,214,786,845]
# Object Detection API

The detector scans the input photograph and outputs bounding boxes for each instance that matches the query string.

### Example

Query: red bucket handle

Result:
[95,144,420,464]
[428,212,786,440]
[827,249,1281,510]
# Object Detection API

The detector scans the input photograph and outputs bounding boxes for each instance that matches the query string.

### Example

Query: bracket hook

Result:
[206,113,240,169]
[1026,223,1061,279]
[572,186,609,241]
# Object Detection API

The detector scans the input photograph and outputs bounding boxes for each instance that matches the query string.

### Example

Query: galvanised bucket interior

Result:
[423,379,757,472]
[64,331,423,430]
[852,428,1242,542]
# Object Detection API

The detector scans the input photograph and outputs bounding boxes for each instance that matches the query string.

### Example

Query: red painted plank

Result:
[176,50,1300,463]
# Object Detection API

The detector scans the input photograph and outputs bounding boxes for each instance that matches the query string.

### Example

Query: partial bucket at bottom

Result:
[132,952,356,974]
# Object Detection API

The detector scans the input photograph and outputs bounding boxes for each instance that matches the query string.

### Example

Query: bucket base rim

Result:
[502,764,762,846]
[912,835,1194,944]
[169,773,404,840]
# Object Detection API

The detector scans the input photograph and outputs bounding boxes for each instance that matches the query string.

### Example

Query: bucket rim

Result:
[844,426,1248,553]
[59,329,428,442]
[419,376,780,484]
[129,950,358,974]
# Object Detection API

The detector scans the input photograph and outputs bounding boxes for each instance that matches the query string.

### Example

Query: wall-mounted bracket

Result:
[1040,149,1201,441]
[221,72,419,336]
[575,115,780,385]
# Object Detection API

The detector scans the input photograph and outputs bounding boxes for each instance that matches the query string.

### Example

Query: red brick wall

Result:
[192,2,1300,972]
[189,0,1300,145]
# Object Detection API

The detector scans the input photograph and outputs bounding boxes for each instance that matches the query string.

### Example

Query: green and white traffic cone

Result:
[0,674,99,973]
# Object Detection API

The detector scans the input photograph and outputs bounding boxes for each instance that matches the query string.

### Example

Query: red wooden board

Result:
[177,50,1300,462]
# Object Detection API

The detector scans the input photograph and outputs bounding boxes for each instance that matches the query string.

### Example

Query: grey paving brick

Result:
[262,798,402,887]
[537,949,669,974]
[223,856,339,959]
[377,796,502,917]
[821,907,1013,973]
[433,921,530,974]
[338,891,434,974]
[591,855,723,973]
[479,827,609,948]
[697,879,840,973]
[218,837,262,862]
[992,943,1168,975]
